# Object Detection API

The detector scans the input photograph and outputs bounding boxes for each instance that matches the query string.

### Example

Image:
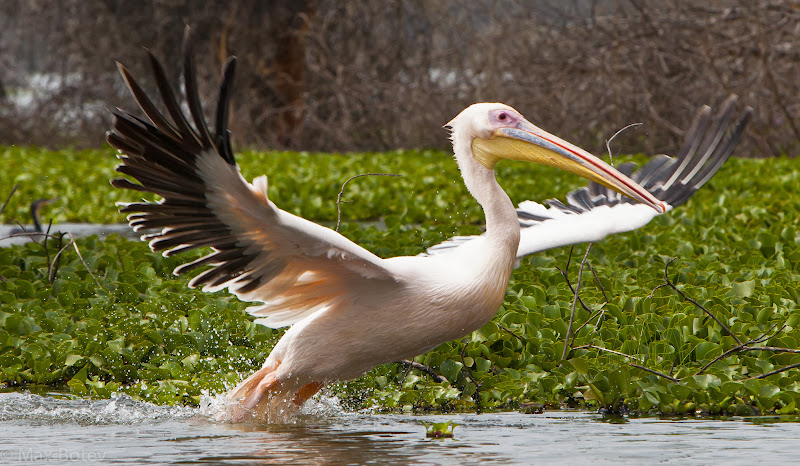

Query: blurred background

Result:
[0,0,797,156]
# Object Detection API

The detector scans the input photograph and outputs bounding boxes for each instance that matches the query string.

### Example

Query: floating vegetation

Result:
[420,420,458,438]
[1,146,799,416]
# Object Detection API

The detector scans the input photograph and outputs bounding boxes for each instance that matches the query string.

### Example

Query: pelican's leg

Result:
[226,364,276,403]
[292,382,324,406]
[224,361,285,422]
[242,371,281,410]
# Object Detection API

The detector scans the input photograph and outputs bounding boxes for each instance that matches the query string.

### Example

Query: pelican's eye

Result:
[489,109,518,127]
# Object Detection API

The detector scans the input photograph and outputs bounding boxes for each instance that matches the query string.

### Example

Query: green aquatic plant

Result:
[1,146,800,416]
[420,420,458,438]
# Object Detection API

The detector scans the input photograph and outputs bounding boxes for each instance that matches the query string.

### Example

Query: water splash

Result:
[198,391,348,425]
[0,388,349,427]
[300,394,346,417]
[0,391,196,425]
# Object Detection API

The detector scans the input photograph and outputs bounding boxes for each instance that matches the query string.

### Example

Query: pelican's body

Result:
[107,28,747,422]
[270,236,514,385]
[220,104,533,416]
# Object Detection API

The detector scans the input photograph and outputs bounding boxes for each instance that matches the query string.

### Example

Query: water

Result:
[1,391,799,464]
[0,224,136,247]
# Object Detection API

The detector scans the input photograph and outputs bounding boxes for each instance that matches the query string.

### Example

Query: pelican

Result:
[106,28,738,422]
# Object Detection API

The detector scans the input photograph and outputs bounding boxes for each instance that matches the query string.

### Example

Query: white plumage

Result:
[107,27,747,422]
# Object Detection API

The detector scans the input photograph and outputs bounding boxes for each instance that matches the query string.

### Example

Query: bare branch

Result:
[741,346,800,354]
[335,173,401,231]
[397,359,448,384]
[573,344,643,363]
[586,261,609,303]
[658,258,743,346]
[747,362,800,380]
[562,243,592,361]
[497,323,525,343]
[0,185,17,217]
[68,233,104,290]
[629,363,680,383]
[460,343,482,413]
[48,236,73,284]
[605,122,642,167]
[572,307,607,342]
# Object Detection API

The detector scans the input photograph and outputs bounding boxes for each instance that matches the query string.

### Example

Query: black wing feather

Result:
[107,25,261,292]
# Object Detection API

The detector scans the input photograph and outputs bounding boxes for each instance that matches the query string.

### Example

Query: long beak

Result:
[472,119,665,213]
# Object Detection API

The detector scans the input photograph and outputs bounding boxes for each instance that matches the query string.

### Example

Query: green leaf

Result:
[732,280,755,298]
[64,354,84,367]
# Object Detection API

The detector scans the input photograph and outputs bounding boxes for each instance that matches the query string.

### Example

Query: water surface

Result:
[1,391,798,464]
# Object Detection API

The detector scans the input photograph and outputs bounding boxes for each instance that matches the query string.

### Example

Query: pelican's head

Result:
[447,103,665,213]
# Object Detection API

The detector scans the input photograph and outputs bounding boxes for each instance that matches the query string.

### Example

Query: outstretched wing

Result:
[108,27,395,328]
[426,96,752,259]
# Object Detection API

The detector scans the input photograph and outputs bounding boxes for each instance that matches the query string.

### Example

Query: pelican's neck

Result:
[453,136,520,247]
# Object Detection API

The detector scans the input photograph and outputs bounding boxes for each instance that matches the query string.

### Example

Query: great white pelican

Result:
[107,28,748,421]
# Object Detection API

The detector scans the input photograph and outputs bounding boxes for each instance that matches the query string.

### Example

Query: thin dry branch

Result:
[0,184,17,216]
[742,346,800,354]
[586,261,610,303]
[562,243,592,361]
[746,362,800,381]
[694,322,785,375]
[335,173,401,231]
[573,344,643,363]
[397,359,448,384]
[460,343,482,412]
[68,233,104,290]
[605,122,642,167]
[629,363,680,383]
[571,307,607,344]
[658,258,743,346]
[497,323,525,343]
[48,235,73,284]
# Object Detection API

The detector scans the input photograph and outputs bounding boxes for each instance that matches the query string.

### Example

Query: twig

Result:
[659,258,743,346]
[48,236,73,284]
[68,233,104,290]
[586,261,609,303]
[693,344,743,376]
[750,323,786,345]
[605,122,642,167]
[42,219,54,272]
[741,346,800,354]
[595,309,606,327]
[0,231,65,242]
[573,344,643,363]
[460,343,482,413]
[629,363,680,383]
[0,184,17,216]
[564,245,574,271]
[573,344,677,381]
[647,283,669,299]
[397,359,448,384]
[335,173,401,231]
[693,324,790,376]
[556,266,595,314]
[497,323,525,343]
[746,361,800,380]
[562,243,592,361]
[571,307,607,343]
